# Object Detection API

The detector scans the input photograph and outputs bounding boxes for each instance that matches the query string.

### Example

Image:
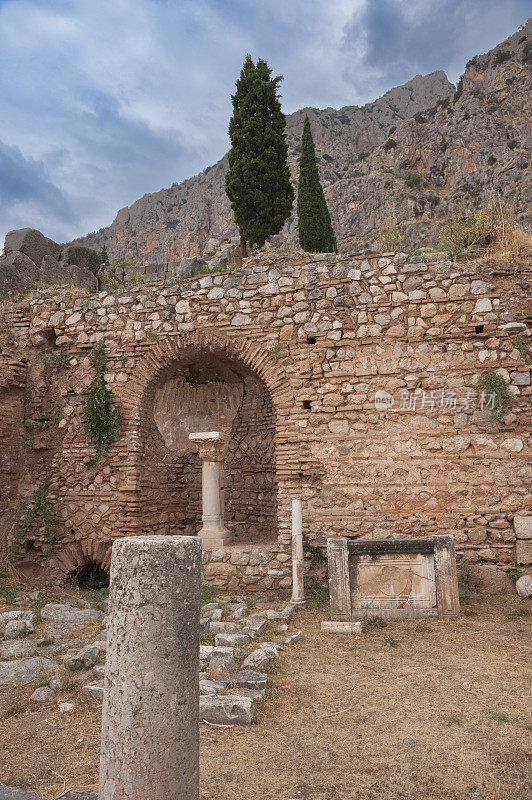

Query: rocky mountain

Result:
[72,21,531,262]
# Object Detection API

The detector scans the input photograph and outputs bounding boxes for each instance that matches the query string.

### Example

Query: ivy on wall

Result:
[83,343,123,463]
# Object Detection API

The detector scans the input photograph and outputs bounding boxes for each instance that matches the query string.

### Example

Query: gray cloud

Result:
[342,0,530,95]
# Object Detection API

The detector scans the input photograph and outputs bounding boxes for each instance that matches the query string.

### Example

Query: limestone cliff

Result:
[72,21,531,261]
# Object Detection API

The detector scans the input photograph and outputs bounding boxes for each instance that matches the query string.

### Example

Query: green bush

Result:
[383,138,397,151]
[487,155,496,165]
[453,78,463,104]
[494,49,512,65]
[405,173,422,188]
[413,112,427,124]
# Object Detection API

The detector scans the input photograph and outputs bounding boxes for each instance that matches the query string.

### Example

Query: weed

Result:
[362,616,387,632]
[457,557,476,603]
[267,343,282,360]
[375,227,407,253]
[201,631,215,645]
[303,575,328,607]
[443,711,465,726]
[505,608,529,621]
[243,594,260,609]
[490,711,511,724]
[504,567,522,582]
[2,700,25,719]
[146,330,161,341]
[514,336,531,365]
[384,635,399,647]
[0,585,17,604]
[201,585,218,604]
[93,586,109,611]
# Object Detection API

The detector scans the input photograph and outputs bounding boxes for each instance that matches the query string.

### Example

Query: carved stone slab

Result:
[327,535,460,620]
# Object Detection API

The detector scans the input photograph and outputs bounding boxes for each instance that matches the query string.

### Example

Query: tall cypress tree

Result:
[225,56,294,249]
[297,115,337,253]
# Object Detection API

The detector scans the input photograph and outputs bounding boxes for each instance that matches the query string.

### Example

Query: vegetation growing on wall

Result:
[13,488,57,557]
[477,370,513,430]
[82,344,123,462]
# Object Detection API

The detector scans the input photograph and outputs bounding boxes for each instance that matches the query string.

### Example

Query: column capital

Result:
[189,431,228,462]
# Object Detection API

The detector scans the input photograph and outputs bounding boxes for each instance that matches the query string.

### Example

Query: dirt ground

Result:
[0,592,530,800]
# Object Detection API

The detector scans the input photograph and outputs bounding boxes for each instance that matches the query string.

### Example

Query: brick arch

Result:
[121,330,295,490]
[52,538,112,577]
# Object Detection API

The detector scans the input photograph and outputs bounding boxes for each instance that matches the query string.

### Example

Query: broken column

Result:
[189,431,232,547]
[290,497,306,605]
[99,535,201,800]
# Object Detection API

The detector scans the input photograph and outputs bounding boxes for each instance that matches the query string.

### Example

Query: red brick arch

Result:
[120,330,295,492]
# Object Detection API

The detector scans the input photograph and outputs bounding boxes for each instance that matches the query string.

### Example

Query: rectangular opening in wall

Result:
[303,400,312,410]
[307,336,317,345]
[475,325,484,334]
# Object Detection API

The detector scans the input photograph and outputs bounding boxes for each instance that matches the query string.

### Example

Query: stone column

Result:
[99,535,201,800]
[290,498,306,605]
[189,431,232,547]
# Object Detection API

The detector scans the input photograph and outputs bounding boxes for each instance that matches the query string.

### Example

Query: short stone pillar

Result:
[189,431,232,547]
[291,498,306,605]
[99,535,201,800]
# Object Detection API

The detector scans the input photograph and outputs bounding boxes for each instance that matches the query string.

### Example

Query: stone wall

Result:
[0,248,530,591]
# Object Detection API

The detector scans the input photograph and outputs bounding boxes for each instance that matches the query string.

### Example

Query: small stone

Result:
[214,632,252,648]
[49,678,62,691]
[64,644,100,671]
[230,606,248,620]
[282,631,302,644]
[4,619,34,639]
[209,621,238,634]
[199,679,221,696]
[242,616,267,638]
[81,680,104,700]
[501,438,523,453]
[30,686,54,704]
[59,701,75,714]
[0,640,38,659]
[199,694,254,726]
[230,669,267,690]
[515,575,532,599]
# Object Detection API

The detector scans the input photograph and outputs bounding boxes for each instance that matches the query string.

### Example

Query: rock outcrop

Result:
[71,21,531,261]
[0,229,101,299]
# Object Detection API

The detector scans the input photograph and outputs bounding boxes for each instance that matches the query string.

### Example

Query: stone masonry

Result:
[0,248,530,590]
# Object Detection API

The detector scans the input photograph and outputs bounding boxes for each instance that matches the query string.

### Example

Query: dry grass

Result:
[0,595,530,800]
[489,221,532,266]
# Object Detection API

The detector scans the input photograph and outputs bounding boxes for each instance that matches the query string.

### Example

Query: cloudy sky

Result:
[0,0,529,245]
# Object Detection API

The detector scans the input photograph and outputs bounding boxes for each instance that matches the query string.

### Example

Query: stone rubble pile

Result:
[0,594,303,726]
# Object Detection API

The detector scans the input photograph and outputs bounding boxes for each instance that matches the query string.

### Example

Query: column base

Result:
[198,528,233,549]
[290,597,307,606]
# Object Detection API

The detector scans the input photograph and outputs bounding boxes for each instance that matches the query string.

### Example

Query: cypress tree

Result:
[297,115,337,253]
[100,245,109,265]
[225,56,294,249]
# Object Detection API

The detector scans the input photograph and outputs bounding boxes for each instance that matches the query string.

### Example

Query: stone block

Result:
[321,621,362,634]
[515,574,532,599]
[516,540,532,565]
[4,227,62,265]
[514,516,532,539]
[0,656,52,685]
[199,694,254,726]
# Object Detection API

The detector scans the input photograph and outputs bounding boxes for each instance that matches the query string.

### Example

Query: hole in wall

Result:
[74,562,109,589]
[475,325,484,334]
[303,400,312,410]
[307,336,317,345]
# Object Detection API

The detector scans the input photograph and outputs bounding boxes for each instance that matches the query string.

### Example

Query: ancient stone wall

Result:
[0,249,530,591]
